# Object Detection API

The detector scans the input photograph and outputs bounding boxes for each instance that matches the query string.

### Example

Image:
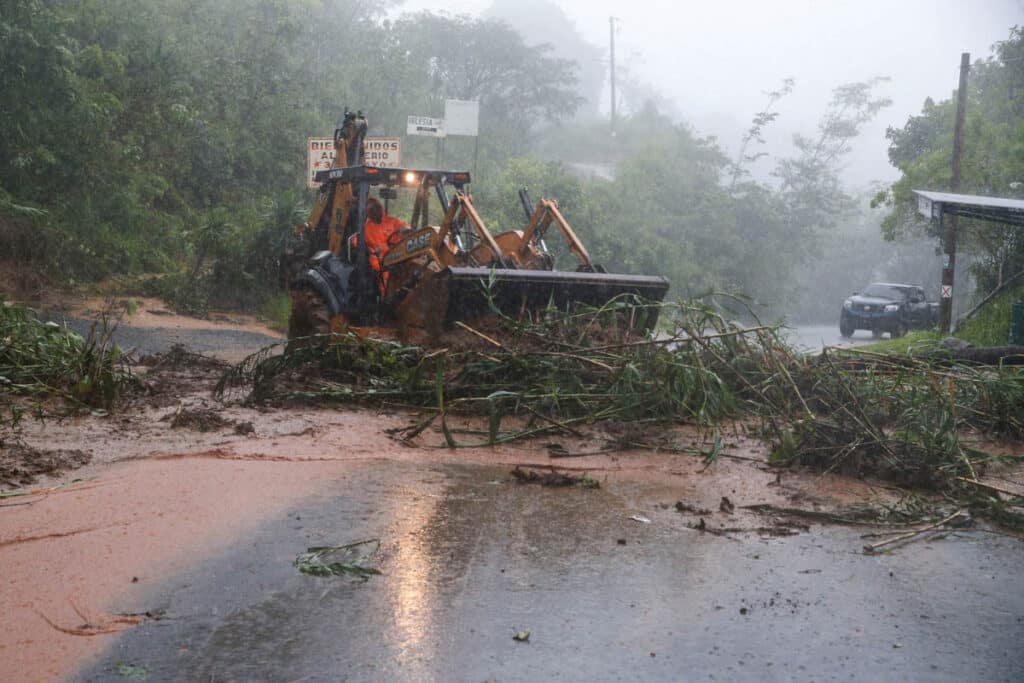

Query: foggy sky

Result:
[398,0,1023,189]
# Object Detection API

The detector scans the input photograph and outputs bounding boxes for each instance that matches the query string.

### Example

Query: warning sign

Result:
[941,285,953,299]
[307,138,335,188]
[306,137,402,188]
[364,138,401,169]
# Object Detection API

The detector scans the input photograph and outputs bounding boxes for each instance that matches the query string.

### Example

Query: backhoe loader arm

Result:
[438,192,505,264]
[326,111,367,255]
[293,111,368,256]
[520,199,593,269]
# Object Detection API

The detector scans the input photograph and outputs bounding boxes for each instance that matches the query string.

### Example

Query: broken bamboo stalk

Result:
[956,477,1024,499]
[454,321,503,348]
[862,509,964,554]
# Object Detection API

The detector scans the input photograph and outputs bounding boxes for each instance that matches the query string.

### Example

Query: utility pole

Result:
[609,16,617,136]
[939,52,970,334]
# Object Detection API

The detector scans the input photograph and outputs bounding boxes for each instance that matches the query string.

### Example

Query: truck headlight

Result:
[884,304,899,312]
[843,300,853,311]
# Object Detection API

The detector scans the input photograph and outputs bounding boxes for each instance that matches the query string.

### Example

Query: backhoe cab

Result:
[284,111,670,342]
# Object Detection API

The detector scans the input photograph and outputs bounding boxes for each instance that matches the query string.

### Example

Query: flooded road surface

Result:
[786,324,878,353]
[77,462,1024,682]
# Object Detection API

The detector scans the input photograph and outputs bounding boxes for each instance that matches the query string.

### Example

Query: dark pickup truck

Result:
[840,283,938,338]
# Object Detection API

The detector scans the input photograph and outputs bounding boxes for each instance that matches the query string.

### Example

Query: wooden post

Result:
[940,52,970,334]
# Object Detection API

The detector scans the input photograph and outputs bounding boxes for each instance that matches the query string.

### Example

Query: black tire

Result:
[839,318,854,338]
[287,289,333,345]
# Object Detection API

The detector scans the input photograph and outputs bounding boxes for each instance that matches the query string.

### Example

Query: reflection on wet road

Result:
[80,462,1024,682]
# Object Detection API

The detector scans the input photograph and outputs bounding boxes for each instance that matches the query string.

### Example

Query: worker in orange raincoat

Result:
[357,197,409,292]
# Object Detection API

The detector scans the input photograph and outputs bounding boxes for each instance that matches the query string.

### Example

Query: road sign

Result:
[407,116,445,138]
[307,138,335,189]
[363,137,401,168]
[941,285,953,299]
[306,137,402,188]
[444,99,479,136]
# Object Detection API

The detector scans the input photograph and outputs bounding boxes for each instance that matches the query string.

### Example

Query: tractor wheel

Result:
[287,289,333,343]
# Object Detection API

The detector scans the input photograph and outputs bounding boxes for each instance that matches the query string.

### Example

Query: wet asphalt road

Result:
[784,324,877,353]
[78,462,1024,682]
[59,312,850,359]
[58,318,281,358]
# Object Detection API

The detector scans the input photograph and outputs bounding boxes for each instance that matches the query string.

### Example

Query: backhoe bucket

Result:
[439,267,671,332]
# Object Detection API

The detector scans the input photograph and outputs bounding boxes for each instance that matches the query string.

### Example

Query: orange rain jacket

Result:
[357,200,409,292]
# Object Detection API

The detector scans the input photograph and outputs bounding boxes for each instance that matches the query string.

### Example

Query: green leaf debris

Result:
[294,539,382,580]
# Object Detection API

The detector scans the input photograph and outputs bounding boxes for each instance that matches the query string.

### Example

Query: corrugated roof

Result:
[913,190,1024,226]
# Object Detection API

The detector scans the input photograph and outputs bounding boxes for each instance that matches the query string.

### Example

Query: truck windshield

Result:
[862,284,907,300]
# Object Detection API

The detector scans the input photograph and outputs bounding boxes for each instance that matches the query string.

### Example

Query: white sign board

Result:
[306,137,402,188]
[407,115,446,138]
[363,137,401,169]
[444,99,479,136]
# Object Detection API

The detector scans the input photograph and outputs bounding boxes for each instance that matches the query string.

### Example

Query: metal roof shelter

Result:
[914,190,1024,227]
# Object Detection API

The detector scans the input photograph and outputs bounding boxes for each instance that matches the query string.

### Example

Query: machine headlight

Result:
[404,171,418,184]
[843,300,853,311]
[884,304,899,312]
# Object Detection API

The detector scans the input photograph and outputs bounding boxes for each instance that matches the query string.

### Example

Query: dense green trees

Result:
[0,0,580,309]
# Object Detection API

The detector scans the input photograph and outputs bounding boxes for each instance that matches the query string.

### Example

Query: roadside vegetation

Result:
[858,331,945,355]
[0,299,129,409]
[0,297,131,457]
[955,282,1024,347]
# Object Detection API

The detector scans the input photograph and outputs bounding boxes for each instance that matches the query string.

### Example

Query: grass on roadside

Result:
[858,330,946,355]
[955,282,1024,347]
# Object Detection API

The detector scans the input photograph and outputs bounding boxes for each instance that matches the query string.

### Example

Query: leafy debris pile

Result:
[218,299,784,427]
[772,350,1024,489]
[218,298,1024,503]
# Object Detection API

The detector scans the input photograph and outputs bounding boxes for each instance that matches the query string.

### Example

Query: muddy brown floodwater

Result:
[1,303,1022,682]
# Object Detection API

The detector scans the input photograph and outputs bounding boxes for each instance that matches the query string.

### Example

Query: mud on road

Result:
[1,304,1022,682]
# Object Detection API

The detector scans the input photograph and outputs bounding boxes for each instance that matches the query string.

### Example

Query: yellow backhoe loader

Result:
[282,111,670,342]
